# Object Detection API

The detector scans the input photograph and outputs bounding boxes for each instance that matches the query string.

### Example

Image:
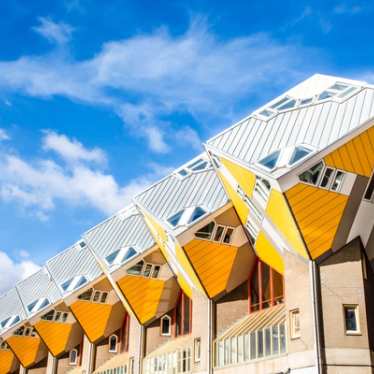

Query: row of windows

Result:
[41,309,70,323]
[215,323,286,368]
[167,207,207,228]
[27,297,50,314]
[144,347,192,374]
[78,289,109,303]
[96,365,128,374]
[194,221,234,244]
[299,161,346,192]
[14,326,37,337]
[176,157,211,179]
[127,261,161,278]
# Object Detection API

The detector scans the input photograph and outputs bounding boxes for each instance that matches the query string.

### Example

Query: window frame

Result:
[343,304,361,335]
[108,334,118,353]
[289,309,301,339]
[194,337,201,363]
[160,314,172,337]
[69,348,78,365]
[363,172,374,203]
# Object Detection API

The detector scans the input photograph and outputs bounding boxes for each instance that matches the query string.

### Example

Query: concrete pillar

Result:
[81,335,95,374]
[19,366,27,374]
[46,352,57,374]
[128,315,143,374]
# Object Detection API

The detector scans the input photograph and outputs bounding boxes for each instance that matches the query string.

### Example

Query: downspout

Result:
[208,299,213,374]
[310,260,323,374]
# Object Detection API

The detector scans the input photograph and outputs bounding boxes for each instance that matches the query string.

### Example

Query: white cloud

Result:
[19,250,30,258]
[42,131,106,164]
[0,128,10,141]
[174,126,202,150]
[0,251,40,293]
[0,132,169,219]
[0,19,317,153]
[32,17,74,45]
[333,3,363,15]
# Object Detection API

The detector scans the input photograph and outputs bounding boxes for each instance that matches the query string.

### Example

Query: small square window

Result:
[343,305,360,335]
[290,309,301,339]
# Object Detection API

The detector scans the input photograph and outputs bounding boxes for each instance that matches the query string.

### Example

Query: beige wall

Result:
[145,317,174,356]
[26,357,47,374]
[215,281,248,335]
[128,316,142,374]
[94,333,119,371]
[319,238,373,371]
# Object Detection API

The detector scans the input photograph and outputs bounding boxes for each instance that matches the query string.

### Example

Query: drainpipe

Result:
[310,260,323,374]
[208,299,213,374]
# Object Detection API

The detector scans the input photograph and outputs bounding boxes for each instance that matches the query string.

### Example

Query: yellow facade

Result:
[0,349,17,374]
[71,300,124,343]
[117,276,177,324]
[7,335,46,369]
[184,239,239,298]
[34,320,81,357]
[324,126,374,177]
[141,209,205,298]
[255,231,284,274]
[286,184,348,259]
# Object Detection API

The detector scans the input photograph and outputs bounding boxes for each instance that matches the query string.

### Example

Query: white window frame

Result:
[343,304,361,335]
[290,309,301,339]
[363,172,374,203]
[194,221,235,244]
[194,337,201,363]
[160,315,172,337]
[167,206,207,228]
[109,334,118,353]
[330,169,346,192]
[69,349,78,365]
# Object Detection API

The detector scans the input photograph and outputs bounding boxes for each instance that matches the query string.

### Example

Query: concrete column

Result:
[46,352,57,374]
[81,335,95,374]
[19,366,27,374]
[128,315,143,374]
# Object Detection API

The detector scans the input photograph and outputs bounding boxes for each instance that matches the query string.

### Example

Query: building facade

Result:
[0,74,373,374]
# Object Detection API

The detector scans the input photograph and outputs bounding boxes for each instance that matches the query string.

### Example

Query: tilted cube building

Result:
[0,74,373,374]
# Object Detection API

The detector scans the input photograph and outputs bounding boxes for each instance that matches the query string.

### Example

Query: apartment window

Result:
[93,291,101,302]
[253,177,271,208]
[194,337,201,362]
[195,222,215,239]
[364,173,374,202]
[195,221,234,244]
[78,289,109,304]
[69,349,78,365]
[109,335,118,353]
[167,206,207,228]
[0,342,9,350]
[160,315,172,336]
[299,162,324,185]
[176,292,192,336]
[14,326,37,337]
[127,261,161,279]
[331,170,345,192]
[344,305,360,334]
[320,167,335,188]
[223,228,234,244]
[259,151,280,170]
[290,309,301,339]
[214,225,225,241]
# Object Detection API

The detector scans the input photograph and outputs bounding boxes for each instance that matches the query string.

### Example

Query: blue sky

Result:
[0,0,372,291]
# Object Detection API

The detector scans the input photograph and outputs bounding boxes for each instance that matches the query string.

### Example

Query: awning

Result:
[217,303,286,341]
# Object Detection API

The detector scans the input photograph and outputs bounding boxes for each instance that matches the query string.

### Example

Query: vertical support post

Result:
[81,335,95,374]
[19,366,27,374]
[258,261,263,310]
[46,352,57,374]
[270,267,275,306]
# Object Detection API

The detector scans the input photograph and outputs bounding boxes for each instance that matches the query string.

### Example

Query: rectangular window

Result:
[364,173,374,202]
[331,170,345,192]
[214,225,225,242]
[194,337,201,363]
[344,305,360,334]
[223,228,234,244]
[319,167,335,188]
[290,309,301,339]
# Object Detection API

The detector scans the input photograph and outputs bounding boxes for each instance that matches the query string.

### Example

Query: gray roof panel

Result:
[0,288,26,333]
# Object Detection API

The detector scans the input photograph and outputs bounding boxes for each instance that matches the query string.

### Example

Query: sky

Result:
[0,0,373,292]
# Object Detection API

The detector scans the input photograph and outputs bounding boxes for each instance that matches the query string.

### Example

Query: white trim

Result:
[69,348,79,365]
[160,315,172,337]
[108,334,119,353]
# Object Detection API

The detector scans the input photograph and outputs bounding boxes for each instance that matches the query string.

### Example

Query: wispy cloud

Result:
[0,251,40,293]
[333,3,364,15]
[0,128,10,141]
[32,17,74,45]
[0,132,170,220]
[0,18,318,152]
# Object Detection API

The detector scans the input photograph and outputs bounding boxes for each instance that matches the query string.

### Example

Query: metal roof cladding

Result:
[0,288,26,332]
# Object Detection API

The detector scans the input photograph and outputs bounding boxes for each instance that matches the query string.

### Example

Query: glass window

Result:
[250,332,256,360]
[160,315,171,336]
[330,83,349,91]
[195,222,215,240]
[78,288,93,301]
[69,349,78,365]
[101,292,108,303]
[265,328,271,356]
[144,264,153,277]
[278,99,296,110]
[259,109,275,118]
[300,97,313,105]
[272,325,279,355]
[223,228,234,244]
[194,337,201,362]
[257,330,264,358]
[270,96,290,109]
[289,146,311,165]
[299,162,324,185]
[62,313,68,323]
[178,169,189,177]
[188,207,206,224]
[167,210,184,227]
[54,311,61,321]
[109,335,118,353]
[93,291,101,302]
[318,90,335,100]
[364,173,374,202]
[127,261,144,275]
[290,309,301,339]
[344,305,360,333]
[41,310,55,321]
[331,170,345,191]
[152,266,160,278]
[279,323,286,353]
[259,150,280,170]
[319,167,334,188]
[243,334,249,362]
[214,225,225,242]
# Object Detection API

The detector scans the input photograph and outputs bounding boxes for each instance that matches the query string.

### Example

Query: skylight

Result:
[176,158,211,179]
[167,206,207,228]
[289,146,312,165]
[105,247,137,268]
[0,315,20,330]
[27,298,50,314]
[258,151,280,170]
[60,275,88,294]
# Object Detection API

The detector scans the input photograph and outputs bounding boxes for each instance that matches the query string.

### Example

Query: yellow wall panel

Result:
[286,184,348,259]
[255,231,284,275]
[141,210,204,298]
[71,301,115,343]
[0,349,17,374]
[117,276,165,324]
[266,189,309,260]
[324,127,374,177]
[184,240,238,298]
[7,335,45,368]
[34,320,75,357]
